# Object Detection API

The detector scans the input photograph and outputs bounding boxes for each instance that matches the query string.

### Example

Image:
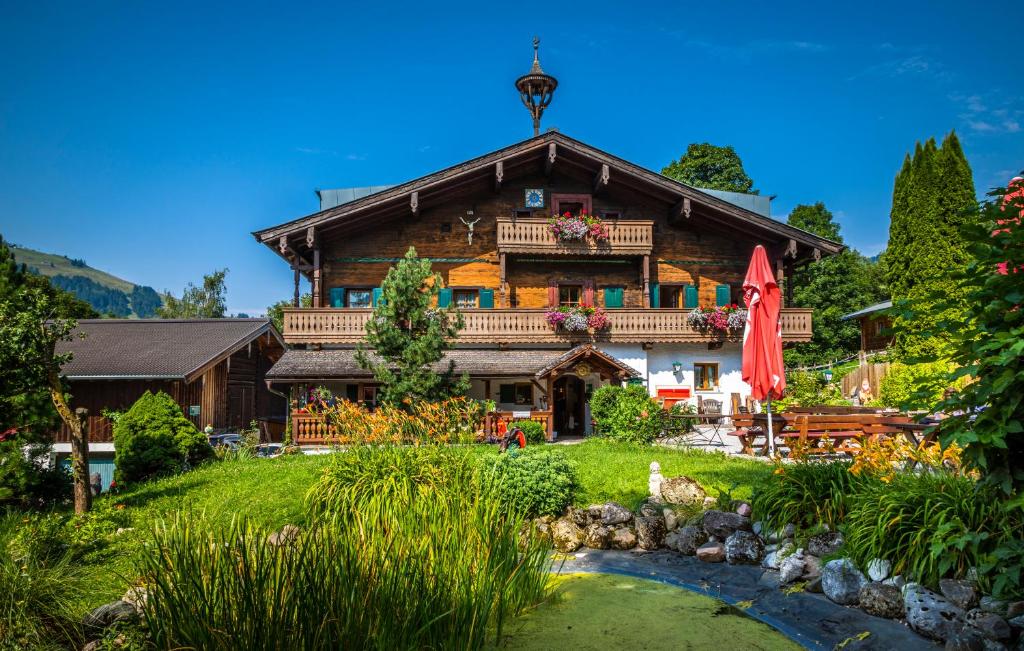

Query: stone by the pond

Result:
[805,575,823,593]
[867,558,891,582]
[696,542,726,563]
[945,630,986,651]
[551,518,584,552]
[635,515,667,550]
[761,541,793,571]
[122,586,147,612]
[532,518,553,544]
[767,523,795,544]
[609,527,637,550]
[965,609,1011,641]
[662,508,679,531]
[904,583,966,642]
[725,530,764,565]
[735,502,752,518]
[859,582,904,619]
[568,507,590,527]
[701,509,752,539]
[882,574,906,590]
[979,597,1009,618]
[659,475,706,506]
[1009,614,1024,630]
[637,501,662,518]
[1005,600,1024,619]
[807,531,844,557]
[671,525,706,555]
[83,601,138,630]
[941,578,980,611]
[752,520,764,536]
[601,502,634,526]
[821,558,867,606]
[802,554,822,580]
[778,550,806,585]
[267,524,300,547]
[583,523,611,550]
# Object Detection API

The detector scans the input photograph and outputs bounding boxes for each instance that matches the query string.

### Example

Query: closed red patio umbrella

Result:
[742,244,786,455]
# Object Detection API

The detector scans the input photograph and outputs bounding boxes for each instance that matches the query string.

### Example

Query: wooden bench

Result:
[728,411,914,456]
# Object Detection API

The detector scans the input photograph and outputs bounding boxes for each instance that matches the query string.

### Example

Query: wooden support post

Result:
[784,261,794,307]
[670,197,692,222]
[494,160,504,192]
[410,191,420,218]
[312,248,321,307]
[545,142,556,176]
[499,252,508,308]
[546,374,554,440]
[72,408,91,514]
[293,264,300,307]
[593,163,610,193]
[642,255,651,308]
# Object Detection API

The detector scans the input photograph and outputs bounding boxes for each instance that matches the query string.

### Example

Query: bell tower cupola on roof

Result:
[515,37,558,137]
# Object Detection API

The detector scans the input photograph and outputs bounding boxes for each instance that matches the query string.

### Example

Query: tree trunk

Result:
[47,364,91,513]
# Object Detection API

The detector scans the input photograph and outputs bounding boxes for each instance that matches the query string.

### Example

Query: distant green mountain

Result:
[11,245,163,318]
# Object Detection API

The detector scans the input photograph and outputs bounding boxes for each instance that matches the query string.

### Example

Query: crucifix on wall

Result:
[460,212,481,245]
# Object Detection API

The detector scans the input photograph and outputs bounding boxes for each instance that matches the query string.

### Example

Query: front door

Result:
[554,375,586,437]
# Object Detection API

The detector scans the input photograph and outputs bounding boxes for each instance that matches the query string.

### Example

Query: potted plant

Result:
[548,211,610,242]
[686,304,747,335]
[545,304,610,332]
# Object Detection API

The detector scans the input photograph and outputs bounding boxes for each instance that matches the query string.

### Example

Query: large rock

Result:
[568,507,590,528]
[979,597,1009,618]
[904,583,966,642]
[944,630,986,651]
[867,558,891,582]
[735,502,752,518]
[724,531,764,565]
[531,518,553,544]
[762,541,794,570]
[635,515,667,551]
[609,527,637,550]
[859,582,904,619]
[637,501,663,518]
[669,525,706,555]
[701,510,752,539]
[83,601,138,630]
[583,523,611,550]
[122,586,147,613]
[807,531,845,557]
[659,475,706,506]
[965,609,1011,641]
[662,508,679,531]
[551,518,584,553]
[267,524,300,547]
[821,558,867,605]
[1007,601,1024,619]
[802,554,822,580]
[696,542,725,563]
[941,579,980,611]
[601,502,634,526]
[779,550,806,585]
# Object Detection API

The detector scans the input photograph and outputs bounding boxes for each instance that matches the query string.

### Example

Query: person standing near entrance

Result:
[851,379,874,406]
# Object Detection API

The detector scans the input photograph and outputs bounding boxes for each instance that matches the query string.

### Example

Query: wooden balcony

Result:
[282,307,813,345]
[496,217,653,255]
[290,409,553,445]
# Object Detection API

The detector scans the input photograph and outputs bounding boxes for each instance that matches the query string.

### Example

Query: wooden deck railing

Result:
[54,415,114,444]
[290,409,553,445]
[283,308,814,344]
[496,218,653,255]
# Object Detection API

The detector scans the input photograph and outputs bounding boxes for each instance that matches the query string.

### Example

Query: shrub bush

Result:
[113,391,212,483]
[751,461,875,533]
[773,370,849,411]
[485,449,579,518]
[0,440,70,509]
[878,360,956,410]
[512,419,546,444]
[589,384,664,443]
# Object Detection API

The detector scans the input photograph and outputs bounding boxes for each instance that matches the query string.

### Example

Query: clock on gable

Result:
[524,188,544,208]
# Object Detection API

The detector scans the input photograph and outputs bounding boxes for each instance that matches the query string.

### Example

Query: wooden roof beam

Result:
[494,160,504,192]
[545,142,557,176]
[593,163,610,194]
[410,191,420,218]
[669,197,692,223]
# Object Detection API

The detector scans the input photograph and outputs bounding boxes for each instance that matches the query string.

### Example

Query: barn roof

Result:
[57,319,284,383]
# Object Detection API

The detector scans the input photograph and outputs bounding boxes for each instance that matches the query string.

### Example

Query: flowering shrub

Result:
[545,304,609,332]
[310,397,486,445]
[686,304,746,334]
[548,212,610,242]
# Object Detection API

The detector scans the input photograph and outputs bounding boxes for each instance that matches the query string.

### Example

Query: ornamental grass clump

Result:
[139,446,550,650]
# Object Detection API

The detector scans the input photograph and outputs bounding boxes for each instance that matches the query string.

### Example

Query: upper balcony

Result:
[496,217,653,255]
[282,308,813,345]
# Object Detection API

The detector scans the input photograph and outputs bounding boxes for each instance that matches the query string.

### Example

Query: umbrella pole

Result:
[766,397,775,456]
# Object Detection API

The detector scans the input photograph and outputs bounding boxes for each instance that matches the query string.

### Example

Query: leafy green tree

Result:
[661,143,757,193]
[356,247,468,408]
[113,391,213,483]
[784,203,887,367]
[158,269,228,318]
[886,132,976,359]
[266,293,312,332]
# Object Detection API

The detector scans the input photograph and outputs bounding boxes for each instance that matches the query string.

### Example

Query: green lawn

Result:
[45,441,771,614]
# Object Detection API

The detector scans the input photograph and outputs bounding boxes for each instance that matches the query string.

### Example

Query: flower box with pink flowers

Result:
[544,305,610,332]
[686,304,747,335]
[547,212,610,242]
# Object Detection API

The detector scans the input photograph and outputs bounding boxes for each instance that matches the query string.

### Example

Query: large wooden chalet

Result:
[254,130,841,443]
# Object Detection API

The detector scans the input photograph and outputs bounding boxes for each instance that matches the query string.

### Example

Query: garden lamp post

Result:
[823,369,833,383]
[515,37,558,137]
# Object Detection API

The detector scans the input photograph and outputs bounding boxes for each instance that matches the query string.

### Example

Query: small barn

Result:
[51,319,287,480]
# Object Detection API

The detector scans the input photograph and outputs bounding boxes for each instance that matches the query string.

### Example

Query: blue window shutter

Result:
[650,283,660,308]
[685,285,699,308]
[371,287,383,307]
[716,284,731,307]
[437,287,452,308]
[329,287,345,308]
[604,286,623,308]
[478,289,494,309]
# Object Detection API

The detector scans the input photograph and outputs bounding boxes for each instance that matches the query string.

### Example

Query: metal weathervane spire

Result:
[515,37,558,136]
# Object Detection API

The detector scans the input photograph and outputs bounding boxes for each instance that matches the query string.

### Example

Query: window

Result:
[360,385,378,410]
[694,363,719,391]
[659,285,685,308]
[499,382,534,405]
[552,193,592,216]
[454,289,479,309]
[873,320,886,336]
[601,210,621,219]
[559,284,583,306]
[346,289,372,308]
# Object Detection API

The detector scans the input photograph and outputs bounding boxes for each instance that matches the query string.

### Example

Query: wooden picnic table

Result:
[728,412,936,457]
[664,412,729,446]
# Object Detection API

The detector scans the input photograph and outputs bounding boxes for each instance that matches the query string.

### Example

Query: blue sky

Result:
[1,1,1021,314]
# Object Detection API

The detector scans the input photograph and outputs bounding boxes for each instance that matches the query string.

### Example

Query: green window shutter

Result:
[604,286,623,309]
[329,287,346,308]
[437,287,452,308]
[499,384,515,403]
[715,284,731,307]
[371,287,383,307]
[478,289,494,309]
[650,283,660,308]
[684,285,699,308]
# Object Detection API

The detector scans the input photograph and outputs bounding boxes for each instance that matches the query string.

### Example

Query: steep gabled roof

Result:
[57,319,284,383]
[841,300,893,321]
[253,131,843,267]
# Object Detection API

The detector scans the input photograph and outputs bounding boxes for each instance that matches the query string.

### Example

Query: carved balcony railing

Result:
[282,308,813,345]
[496,218,653,255]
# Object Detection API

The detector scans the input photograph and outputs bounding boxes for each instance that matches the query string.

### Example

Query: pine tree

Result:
[885,132,976,359]
[356,247,468,408]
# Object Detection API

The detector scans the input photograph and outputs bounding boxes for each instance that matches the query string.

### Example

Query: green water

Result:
[497,573,801,650]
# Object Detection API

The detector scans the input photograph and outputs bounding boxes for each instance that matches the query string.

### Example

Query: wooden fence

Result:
[842,362,891,400]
